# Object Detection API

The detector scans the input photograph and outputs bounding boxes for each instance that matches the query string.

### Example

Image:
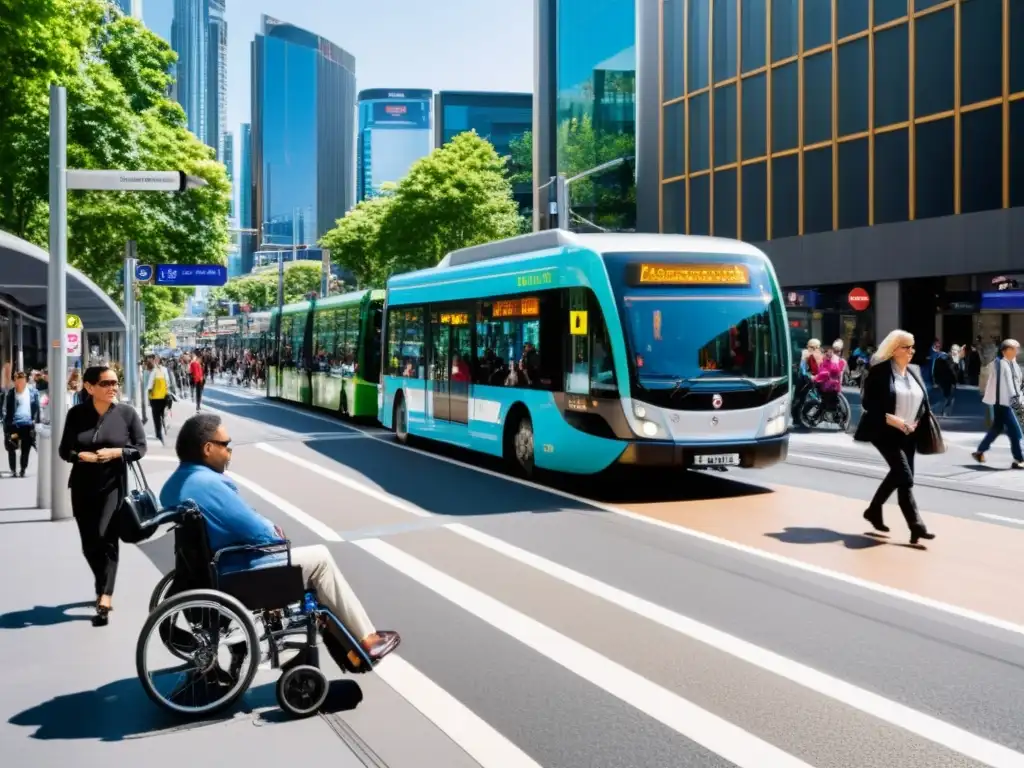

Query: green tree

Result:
[0,0,230,329]
[208,261,324,311]
[320,195,394,289]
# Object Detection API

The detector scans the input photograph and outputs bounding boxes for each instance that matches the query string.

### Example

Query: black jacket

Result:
[3,387,41,432]
[853,361,930,444]
[59,401,147,495]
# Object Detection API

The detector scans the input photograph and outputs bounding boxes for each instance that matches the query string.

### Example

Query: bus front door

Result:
[429,312,451,422]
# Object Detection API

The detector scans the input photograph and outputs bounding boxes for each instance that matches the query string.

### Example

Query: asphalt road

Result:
[133,383,1024,768]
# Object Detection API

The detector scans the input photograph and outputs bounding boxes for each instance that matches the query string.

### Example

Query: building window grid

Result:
[660,0,1017,237]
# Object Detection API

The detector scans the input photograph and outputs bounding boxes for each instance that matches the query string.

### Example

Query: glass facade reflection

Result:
[555,0,636,230]
[659,0,1022,238]
[239,122,256,274]
[357,89,432,202]
[252,16,356,252]
[434,91,533,217]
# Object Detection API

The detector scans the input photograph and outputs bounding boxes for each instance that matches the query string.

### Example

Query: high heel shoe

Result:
[863,509,889,533]
[909,527,935,546]
[92,603,111,627]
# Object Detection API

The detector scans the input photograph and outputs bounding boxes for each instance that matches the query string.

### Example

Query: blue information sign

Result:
[155,264,228,287]
[135,264,153,282]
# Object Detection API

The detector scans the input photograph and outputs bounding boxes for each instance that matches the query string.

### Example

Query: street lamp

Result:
[47,84,206,522]
[540,156,634,231]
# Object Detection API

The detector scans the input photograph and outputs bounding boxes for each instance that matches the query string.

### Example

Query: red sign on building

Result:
[848,287,870,311]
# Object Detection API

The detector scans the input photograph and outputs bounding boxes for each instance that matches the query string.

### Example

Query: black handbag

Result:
[915,409,946,455]
[118,461,160,543]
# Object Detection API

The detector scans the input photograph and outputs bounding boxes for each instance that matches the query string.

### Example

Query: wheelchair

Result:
[135,501,377,719]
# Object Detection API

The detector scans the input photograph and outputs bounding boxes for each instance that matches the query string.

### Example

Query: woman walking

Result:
[853,330,937,545]
[59,366,147,626]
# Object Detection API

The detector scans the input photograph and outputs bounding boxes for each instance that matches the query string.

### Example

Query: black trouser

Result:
[194,381,204,410]
[869,434,924,530]
[149,398,167,441]
[6,424,34,474]
[72,486,121,597]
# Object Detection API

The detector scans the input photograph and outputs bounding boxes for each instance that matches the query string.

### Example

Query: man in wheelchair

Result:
[159,413,400,673]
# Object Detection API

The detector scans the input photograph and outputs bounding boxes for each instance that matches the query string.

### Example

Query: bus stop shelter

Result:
[0,228,126,386]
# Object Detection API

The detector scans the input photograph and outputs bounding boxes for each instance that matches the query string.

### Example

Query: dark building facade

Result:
[357,89,433,202]
[251,16,356,254]
[649,0,1024,356]
[434,90,533,218]
[534,0,637,232]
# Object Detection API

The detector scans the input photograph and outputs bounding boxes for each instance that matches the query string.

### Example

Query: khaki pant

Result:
[291,545,375,641]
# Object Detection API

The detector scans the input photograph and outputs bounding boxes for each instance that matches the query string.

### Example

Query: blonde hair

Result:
[872,329,915,365]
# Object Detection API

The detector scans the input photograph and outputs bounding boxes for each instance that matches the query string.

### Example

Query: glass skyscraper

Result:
[434,91,533,217]
[534,0,636,231]
[357,89,432,202]
[251,16,357,251]
[207,0,228,159]
[239,122,255,273]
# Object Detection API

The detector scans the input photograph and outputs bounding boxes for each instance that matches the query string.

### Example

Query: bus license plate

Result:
[694,453,739,467]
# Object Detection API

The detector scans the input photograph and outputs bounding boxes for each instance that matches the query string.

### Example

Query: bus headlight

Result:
[641,420,658,437]
[762,399,789,437]
[634,404,647,419]
[623,398,668,439]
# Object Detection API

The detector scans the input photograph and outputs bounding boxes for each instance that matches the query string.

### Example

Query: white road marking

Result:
[355,537,814,768]
[373,655,543,768]
[977,513,1024,525]
[245,439,1024,639]
[446,523,1024,768]
[255,442,430,518]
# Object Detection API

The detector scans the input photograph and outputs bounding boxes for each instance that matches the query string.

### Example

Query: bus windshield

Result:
[620,294,788,384]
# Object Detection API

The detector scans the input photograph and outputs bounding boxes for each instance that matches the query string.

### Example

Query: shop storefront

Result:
[783,284,876,360]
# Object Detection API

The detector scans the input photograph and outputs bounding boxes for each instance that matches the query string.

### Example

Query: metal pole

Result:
[15,314,23,373]
[122,241,136,403]
[136,298,147,420]
[321,248,330,298]
[48,85,71,522]
[556,174,569,230]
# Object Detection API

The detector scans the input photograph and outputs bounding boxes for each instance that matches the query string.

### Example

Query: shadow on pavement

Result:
[765,527,886,550]
[204,395,353,437]
[0,602,95,629]
[9,675,363,741]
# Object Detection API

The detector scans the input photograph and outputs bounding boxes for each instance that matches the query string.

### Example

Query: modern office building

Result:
[357,89,432,202]
[171,0,207,142]
[434,91,533,218]
[239,122,256,274]
[223,130,234,219]
[646,0,1024,354]
[534,0,637,232]
[207,0,228,159]
[251,16,357,252]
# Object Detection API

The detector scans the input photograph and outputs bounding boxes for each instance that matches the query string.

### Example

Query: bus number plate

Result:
[694,454,739,467]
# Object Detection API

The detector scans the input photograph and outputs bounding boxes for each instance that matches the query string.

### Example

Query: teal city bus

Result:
[268,290,385,418]
[379,230,792,476]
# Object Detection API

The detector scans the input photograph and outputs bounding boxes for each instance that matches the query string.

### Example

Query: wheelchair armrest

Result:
[211,540,292,567]
[143,500,202,530]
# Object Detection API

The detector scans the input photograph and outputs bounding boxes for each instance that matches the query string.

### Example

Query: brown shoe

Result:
[364,630,401,662]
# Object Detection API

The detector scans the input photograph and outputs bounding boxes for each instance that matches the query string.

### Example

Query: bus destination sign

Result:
[492,297,540,318]
[634,263,750,286]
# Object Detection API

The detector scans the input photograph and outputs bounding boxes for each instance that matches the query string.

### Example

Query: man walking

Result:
[3,372,40,478]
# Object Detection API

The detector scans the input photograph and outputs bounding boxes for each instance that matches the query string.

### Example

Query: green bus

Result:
[268,290,385,418]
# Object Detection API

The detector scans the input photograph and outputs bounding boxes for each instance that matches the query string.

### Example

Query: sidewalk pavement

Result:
[0,409,373,767]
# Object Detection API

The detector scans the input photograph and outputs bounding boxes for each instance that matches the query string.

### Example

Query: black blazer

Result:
[853,361,930,444]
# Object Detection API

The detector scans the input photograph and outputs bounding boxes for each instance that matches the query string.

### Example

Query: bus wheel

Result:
[393,396,410,445]
[508,412,535,477]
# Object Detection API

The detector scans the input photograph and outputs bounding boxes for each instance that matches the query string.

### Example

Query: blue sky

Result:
[225,0,533,141]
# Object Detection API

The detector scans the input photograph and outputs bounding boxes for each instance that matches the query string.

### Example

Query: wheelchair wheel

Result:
[149,570,176,612]
[136,589,261,717]
[275,664,329,718]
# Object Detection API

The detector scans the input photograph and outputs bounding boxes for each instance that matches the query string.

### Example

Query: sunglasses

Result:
[95,380,119,388]
[209,439,232,450]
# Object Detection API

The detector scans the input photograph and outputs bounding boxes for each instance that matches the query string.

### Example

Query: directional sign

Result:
[155,264,228,287]
[66,170,191,192]
[65,314,82,329]
[135,264,154,283]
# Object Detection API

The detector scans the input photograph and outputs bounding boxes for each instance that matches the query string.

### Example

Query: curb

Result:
[786,453,1024,502]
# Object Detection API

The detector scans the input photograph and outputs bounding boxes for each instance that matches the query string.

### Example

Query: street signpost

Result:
[135,264,154,283]
[49,83,208,522]
[154,264,228,287]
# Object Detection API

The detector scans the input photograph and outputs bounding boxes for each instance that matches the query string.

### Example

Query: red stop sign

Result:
[848,287,870,311]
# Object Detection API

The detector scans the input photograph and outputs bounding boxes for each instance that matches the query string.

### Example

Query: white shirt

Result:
[982,358,1022,406]
[892,363,924,424]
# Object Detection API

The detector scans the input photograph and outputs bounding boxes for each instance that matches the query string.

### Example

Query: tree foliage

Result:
[321,131,521,288]
[207,262,325,313]
[0,0,231,330]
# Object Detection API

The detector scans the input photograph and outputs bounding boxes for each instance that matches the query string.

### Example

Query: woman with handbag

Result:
[853,329,941,545]
[59,365,147,626]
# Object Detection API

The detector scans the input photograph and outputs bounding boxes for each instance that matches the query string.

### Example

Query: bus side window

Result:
[588,302,617,398]
[565,288,590,394]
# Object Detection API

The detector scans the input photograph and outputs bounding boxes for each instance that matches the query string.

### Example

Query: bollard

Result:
[36,424,51,511]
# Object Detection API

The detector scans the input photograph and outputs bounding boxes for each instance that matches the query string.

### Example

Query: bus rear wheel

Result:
[393,396,410,445]
[507,412,535,477]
